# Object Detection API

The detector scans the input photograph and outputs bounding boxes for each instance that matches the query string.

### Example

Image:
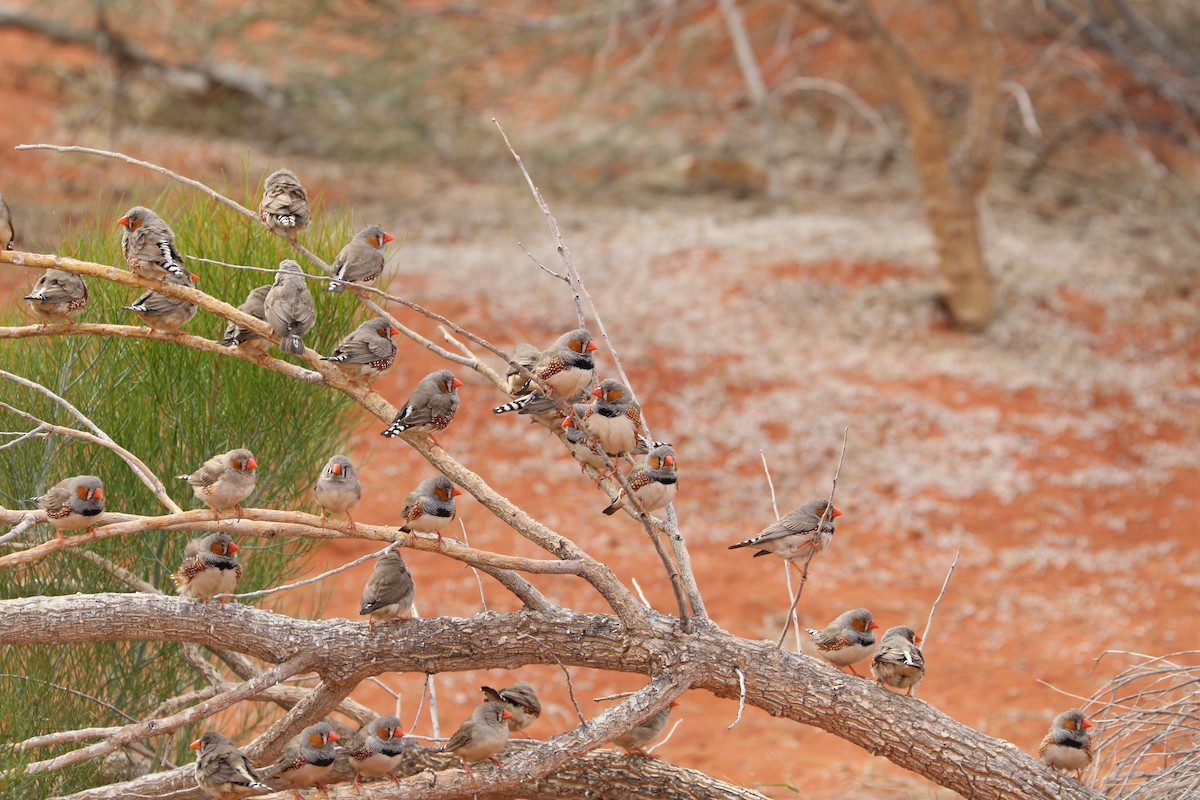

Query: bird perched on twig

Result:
[602,445,677,516]
[24,268,88,324]
[30,475,105,540]
[612,701,680,756]
[728,498,841,569]
[805,608,879,676]
[562,403,608,473]
[326,224,393,292]
[359,548,415,628]
[480,682,541,732]
[174,532,242,602]
[1039,708,1094,781]
[493,328,598,417]
[504,343,542,395]
[266,722,339,800]
[342,715,406,788]
[563,378,647,462]
[871,626,925,696]
[398,475,462,547]
[123,269,199,331]
[0,190,15,250]
[220,285,272,355]
[258,168,310,241]
[117,206,188,282]
[178,448,258,520]
[380,370,462,443]
[265,259,316,356]
[321,317,400,384]
[441,701,512,775]
[190,731,269,799]
[314,454,362,532]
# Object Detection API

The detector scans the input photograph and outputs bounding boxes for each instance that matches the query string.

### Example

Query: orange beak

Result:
[246,458,258,470]
[591,387,603,397]
[500,709,513,721]
[331,463,343,475]
[868,619,879,630]
[1082,718,1094,729]
[191,273,200,283]
[383,233,395,244]
[664,455,675,466]
[389,326,400,336]
[117,216,129,228]
[189,738,202,750]
[451,377,463,389]
[227,542,240,554]
[328,731,340,742]
[585,340,598,352]
[669,700,680,708]
[451,487,463,497]
[831,507,843,518]
[562,417,575,428]
[92,487,105,499]
[914,633,924,643]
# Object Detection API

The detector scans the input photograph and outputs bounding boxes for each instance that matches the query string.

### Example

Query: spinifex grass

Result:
[0,182,369,797]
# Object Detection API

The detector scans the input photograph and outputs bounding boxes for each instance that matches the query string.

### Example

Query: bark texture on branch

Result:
[3,593,1107,800]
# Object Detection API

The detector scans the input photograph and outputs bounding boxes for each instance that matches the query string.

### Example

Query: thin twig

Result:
[0,514,37,544]
[630,577,652,608]
[760,450,800,647]
[519,633,587,727]
[645,719,683,755]
[366,677,403,720]
[592,691,637,702]
[215,542,397,601]
[0,673,137,723]
[458,520,488,612]
[921,548,961,648]
[409,673,430,735]
[728,668,747,730]
[777,428,849,647]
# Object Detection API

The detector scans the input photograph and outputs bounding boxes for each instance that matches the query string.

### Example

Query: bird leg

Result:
[845,664,861,677]
[354,770,363,790]
[292,789,303,800]
[210,508,223,521]
[317,782,330,798]
[490,756,505,769]
[387,770,402,784]
[458,758,475,778]
[346,510,357,536]
[234,504,244,521]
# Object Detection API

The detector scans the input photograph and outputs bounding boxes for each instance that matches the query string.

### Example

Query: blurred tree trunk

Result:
[793,0,1000,330]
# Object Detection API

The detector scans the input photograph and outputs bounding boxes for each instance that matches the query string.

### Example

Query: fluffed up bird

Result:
[31,475,105,540]
[314,454,362,531]
[24,268,88,324]
[190,731,269,799]
[805,608,879,676]
[504,343,542,395]
[441,701,512,774]
[359,548,415,628]
[265,259,316,356]
[563,378,646,460]
[728,498,841,569]
[380,370,462,443]
[1039,708,1094,780]
[480,682,541,732]
[602,445,677,516]
[123,269,199,331]
[0,190,15,250]
[563,403,607,473]
[118,206,188,282]
[258,168,311,240]
[398,475,461,547]
[326,224,393,292]
[178,449,258,520]
[174,532,242,601]
[320,317,400,383]
[492,328,598,416]
[220,285,272,355]
[871,626,925,696]
[268,722,339,800]
[343,715,405,788]
[612,701,679,756]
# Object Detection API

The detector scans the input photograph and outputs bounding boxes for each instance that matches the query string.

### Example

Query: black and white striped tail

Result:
[277,214,297,228]
[727,533,763,550]
[381,419,411,438]
[320,354,349,363]
[158,241,188,280]
[493,394,534,415]
[636,435,671,453]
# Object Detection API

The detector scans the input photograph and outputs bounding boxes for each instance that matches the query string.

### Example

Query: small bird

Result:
[441,701,512,774]
[493,328,598,415]
[31,475,105,540]
[380,370,463,442]
[562,403,608,473]
[24,268,89,324]
[564,378,646,459]
[398,475,462,547]
[314,455,362,531]
[504,343,542,395]
[190,731,270,799]
[358,548,415,628]
[117,206,188,282]
[220,285,272,355]
[1039,708,1094,780]
[320,317,400,383]
[728,498,842,568]
[805,608,879,676]
[480,682,541,732]
[258,168,311,240]
[268,721,339,800]
[174,532,242,602]
[264,260,316,356]
[612,701,680,756]
[123,269,199,331]
[342,715,405,788]
[0,190,15,250]
[871,626,925,696]
[326,224,393,292]
[178,449,258,520]
[602,445,677,516]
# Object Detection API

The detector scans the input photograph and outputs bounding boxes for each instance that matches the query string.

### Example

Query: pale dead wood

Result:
[922,547,962,648]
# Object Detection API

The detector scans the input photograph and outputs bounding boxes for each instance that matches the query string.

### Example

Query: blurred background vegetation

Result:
[0,190,361,797]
